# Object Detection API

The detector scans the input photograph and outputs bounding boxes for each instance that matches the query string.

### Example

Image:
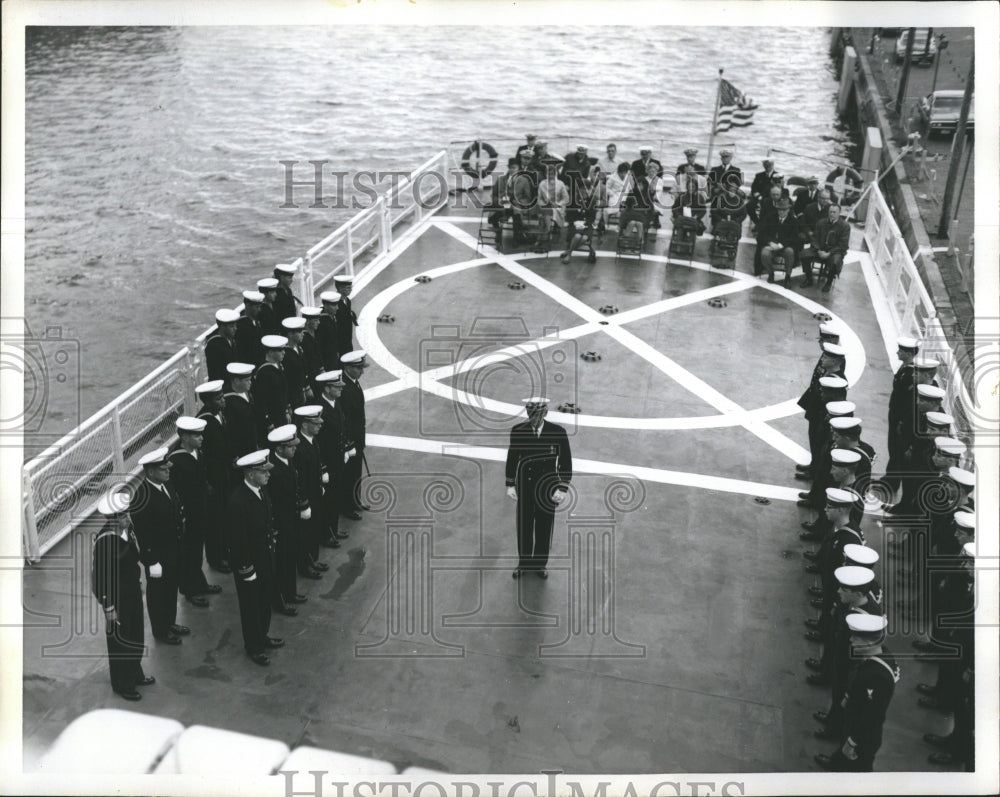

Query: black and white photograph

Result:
[2,1,997,795]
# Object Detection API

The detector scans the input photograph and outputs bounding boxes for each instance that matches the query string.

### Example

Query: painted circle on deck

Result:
[358,251,867,431]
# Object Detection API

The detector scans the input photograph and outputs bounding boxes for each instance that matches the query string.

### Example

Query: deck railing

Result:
[21,152,450,562]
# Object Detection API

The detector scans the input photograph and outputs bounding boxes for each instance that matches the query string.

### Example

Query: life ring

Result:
[460,141,498,180]
[826,165,863,203]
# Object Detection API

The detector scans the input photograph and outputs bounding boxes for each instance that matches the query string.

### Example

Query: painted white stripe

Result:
[367,433,802,502]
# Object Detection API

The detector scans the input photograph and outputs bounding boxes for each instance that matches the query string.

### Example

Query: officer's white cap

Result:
[235,449,273,469]
[934,436,966,456]
[333,275,354,285]
[953,511,975,531]
[917,384,946,400]
[267,424,299,444]
[819,375,848,390]
[831,448,862,465]
[821,342,846,357]
[227,362,254,377]
[341,350,369,366]
[215,309,240,324]
[257,277,279,290]
[897,336,920,350]
[825,401,855,417]
[962,542,976,558]
[522,397,550,408]
[830,416,862,432]
[97,491,131,516]
[242,290,265,304]
[925,411,954,428]
[844,543,879,566]
[274,263,297,275]
[293,405,323,419]
[261,335,289,349]
[826,486,860,506]
[281,317,306,331]
[846,614,888,634]
[320,291,342,304]
[949,467,975,488]
[913,356,940,370]
[195,379,225,395]
[835,566,875,588]
[138,447,171,467]
[315,370,344,384]
[300,306,322,318]
[176,416,207,433]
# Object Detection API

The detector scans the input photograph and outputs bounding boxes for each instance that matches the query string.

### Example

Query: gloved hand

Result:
[552,489,567,504]
[841,737,858,760]
[300,506,312,520]
[149,563,163,578]
[506,486,517,500]
[321,472,330,484]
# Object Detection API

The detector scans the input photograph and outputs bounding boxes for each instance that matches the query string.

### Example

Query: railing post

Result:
[346,224,355,276]
[110,404,127,476]
[298,256,313,308]
[380,195,393,253]
[181,347,198,415]
[23,467,40,563]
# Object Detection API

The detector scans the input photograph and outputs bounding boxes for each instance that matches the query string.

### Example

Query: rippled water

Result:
[25,25,853,435]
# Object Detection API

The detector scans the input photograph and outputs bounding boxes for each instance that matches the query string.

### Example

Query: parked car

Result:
[895,29,938,62]
[918,90,975,138]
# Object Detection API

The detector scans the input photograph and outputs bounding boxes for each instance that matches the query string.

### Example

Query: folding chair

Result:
[616,219,646,264]
[476,209,502,255]
[709,219,741,270]
[667,215,699,263]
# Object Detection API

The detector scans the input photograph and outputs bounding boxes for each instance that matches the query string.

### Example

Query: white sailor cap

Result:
[826,486,861,506]
[830,416,862,432]
[844,543,879,566]
[333,275,354,285]
[261,334,289,349]
[949,466,975,488]
[825,401,855,417]
[215,308,240,324]
[819,375,848,390]
[138,446,171,468]
[257,277,279,291]
[235,449,273,469]
[835,566,875,589]
[341,350,369,367]
[267,424,299,444]
[522,397,551,409]
[227,362,254,377]
[242,290,265,304]
[274,263,297,276]
[897,336,920,351]
[683,147,698,156]
[319,291,342,304]
[831,448,862,465]
[315,369,344,384]
[961,542,976,559]
[293,404,323,419]
[846,613,888,635]
[640,145,654,153]
[913,356,940,370]
[300,306,322,318]
[818,323,840,339]
[821,342,846,358]
[195,379,225,395]
[924,411,954,428]
[97,491,132,516]
[281,317,306,331]
[916,384,946,400]
[176,416,207,433]
[934,436,966,457]
[953,511,975,531]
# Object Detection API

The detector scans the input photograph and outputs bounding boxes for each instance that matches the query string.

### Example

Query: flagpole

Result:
[706,68,724,170]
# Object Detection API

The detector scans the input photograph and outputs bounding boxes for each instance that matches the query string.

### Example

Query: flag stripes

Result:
[715,78,758,134]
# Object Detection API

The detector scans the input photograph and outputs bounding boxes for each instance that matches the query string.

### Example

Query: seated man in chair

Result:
[487,158,519,249]
[759,196,801,286]
[509,150,540,246]
[803,202,850,292]
[710,182,748,232]
[672,164,709,235]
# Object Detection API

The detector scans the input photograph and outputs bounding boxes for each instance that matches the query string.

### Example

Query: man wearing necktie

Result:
[235,290,267,366]
[505,398,573,579]
[196,379,232,574]
[333,275,359,365]
[131,447,188,644]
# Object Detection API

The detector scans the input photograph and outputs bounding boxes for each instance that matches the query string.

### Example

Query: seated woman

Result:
[620,170,655,233]
[536,160,569,253]
[605,161,633,219]
[561,167,602,264]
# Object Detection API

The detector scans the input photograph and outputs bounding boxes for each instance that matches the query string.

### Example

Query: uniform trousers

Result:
[233,574,271,654]
[145,567,179,638]
[106,598,145,693]
[515,485,555,571]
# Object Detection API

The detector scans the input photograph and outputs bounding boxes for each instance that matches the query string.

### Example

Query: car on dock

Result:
[918,90,975,137]
[895,28,938,62]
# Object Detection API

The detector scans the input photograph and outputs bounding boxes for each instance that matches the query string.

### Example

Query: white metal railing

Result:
[862,182,977,448]
[21,152,450,562]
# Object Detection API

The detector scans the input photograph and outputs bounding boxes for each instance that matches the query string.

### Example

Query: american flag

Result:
[715,78,758,134]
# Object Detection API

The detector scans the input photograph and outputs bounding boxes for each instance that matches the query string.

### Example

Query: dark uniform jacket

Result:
[274,285,297,324]
[131,479,184,569]
[334,297,358,358]
[750,168,776,200]
[251,361,290,437]
[887,364,916,431]
[166,448,209,529]
[301,332,323,382]
[708,163,744,193]
[283,344,309,409]
[224,392,258,460]
[630,156,664,180]
[205,333,237,383]
[268,453,301,538]
[258,303,280,337]
[92,521,142,611]
[340,377,366,451]
[226,481,275,581]
[235,315,264,366]
[760,211,802,251]
[317,315,340,370]
[318,397,349,474]
[843,649,900,752]
[294,434,325,518]
[197,403,230,495]
[505,420,573,494]
[811,216,851,255]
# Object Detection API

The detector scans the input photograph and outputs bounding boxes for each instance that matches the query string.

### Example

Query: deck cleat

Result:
[707,297,728,308]
[557,402,581,414]
[415,275,432,283]
[598,304,619,315]
[508,282,526,290]
[580,351,602,362]
[377,314,395,323]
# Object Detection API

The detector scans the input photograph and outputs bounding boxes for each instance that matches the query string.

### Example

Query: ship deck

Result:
[22,198,951,776]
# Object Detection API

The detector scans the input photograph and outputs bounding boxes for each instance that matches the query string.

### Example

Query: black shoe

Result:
[783,277,791,289]
[357,502,372,511]
[289,594,308,604]
[814,727,838,740]
[810,598,824,608]
[322,537,342,548]
[248,652,270,666]
[822,279,833,293]
[929,752,958,766]
[275,605,298,617]
[512,569,521,579]
[808,586,824,598]
[797,499,817,508]
[265,636,285,649]
[801,277,813,288]
[156,634,182,645]
[801,519,817,530]
[805,630,824,642]
[211,561,232,574]
[169,625,190,636]
[343,511,363,520]
[202,584,223,595]
[136,675,156,687]
[794,472,813,481]
[334,529,350,540]
[805,618,821,630]
[916,683,938,696]
[186,595,209,608]
[813,710,829,724]
[795,463,812,473]
[799,531,822,542]
[805,657,823,672]
[536,569,548,580]
[115,689,142,701]
[924,733,953,748]
[767,275,775,284]
[803,550,819,561]
[313,561,330,572]
[807,673,829,686]
[814,753,835,770]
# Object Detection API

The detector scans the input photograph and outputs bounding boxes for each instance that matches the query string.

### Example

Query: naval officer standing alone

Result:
[505,398,573,579]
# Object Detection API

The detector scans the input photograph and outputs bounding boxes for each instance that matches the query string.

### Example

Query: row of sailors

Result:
[91,356,378,696]
[790,324,977,770]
